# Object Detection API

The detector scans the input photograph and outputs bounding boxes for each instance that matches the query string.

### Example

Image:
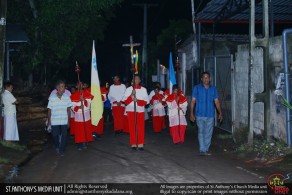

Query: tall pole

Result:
[0,0,7,141]
[143,4,147,86]
[122,36,140,148]
[0,0,7,88]
[133,3,158,87]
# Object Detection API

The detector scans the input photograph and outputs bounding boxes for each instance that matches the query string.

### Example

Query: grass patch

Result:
[217,134,233,140]
[0,141,26,151]
[0,157,10,164]
[236,138,292,160]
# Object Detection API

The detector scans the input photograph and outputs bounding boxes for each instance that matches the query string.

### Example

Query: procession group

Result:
[47,72,223,156]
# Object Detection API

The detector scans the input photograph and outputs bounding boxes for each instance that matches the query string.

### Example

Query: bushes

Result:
[236,137,292,160]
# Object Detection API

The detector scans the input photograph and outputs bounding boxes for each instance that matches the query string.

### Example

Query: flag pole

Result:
[75,61,88,143]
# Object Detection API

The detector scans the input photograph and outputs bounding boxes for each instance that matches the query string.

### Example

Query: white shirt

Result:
[122,86,149,113]
[2,90,17,115]
[108,84,126,107]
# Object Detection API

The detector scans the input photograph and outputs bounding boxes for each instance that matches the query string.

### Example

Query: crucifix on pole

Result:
[122,35,141,68]
[122,35,141,149]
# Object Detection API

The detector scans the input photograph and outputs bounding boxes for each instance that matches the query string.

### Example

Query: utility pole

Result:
[0,0,7,140]
[133,3,158,87]
[0,0,7,88]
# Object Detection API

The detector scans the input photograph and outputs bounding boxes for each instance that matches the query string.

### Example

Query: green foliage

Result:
[0,141,26,151]
[7,0,123,83]
[233,126,249,144]
[148,19,193,78]
[281,95,292,109]
[217,134,233,140]
[0,157,10,164]
[236,139,292,160]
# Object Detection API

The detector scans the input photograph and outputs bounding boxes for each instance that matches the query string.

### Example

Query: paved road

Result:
[15,121,267,183]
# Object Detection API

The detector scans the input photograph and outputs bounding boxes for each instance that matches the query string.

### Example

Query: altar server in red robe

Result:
[166,85,188,144]
[92,87,106,138]
[108,75,126,134]
[70,82,94,150]
[150,86,166,133]
[122,75,149,151]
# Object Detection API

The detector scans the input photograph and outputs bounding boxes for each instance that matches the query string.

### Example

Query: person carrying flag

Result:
[166,85,188,144]
[92,86,107,138]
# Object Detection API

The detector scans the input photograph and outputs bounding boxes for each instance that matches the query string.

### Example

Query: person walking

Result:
[166,85,187,144]
[47,80,72,156]
[70,82,94,150]
[108,75,126,134]
[2,81,19,143]
[123,75,149,151]
[190,71,223,156]
[150,86,166,133]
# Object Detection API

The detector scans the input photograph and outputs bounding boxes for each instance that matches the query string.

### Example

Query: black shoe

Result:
[138,147,144,151]
[131,147,137,151]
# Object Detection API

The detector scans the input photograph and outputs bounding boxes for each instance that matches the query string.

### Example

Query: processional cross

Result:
[122,35,141,67]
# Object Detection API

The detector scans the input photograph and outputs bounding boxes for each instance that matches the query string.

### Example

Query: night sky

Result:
[96,0,194,84]
[95,0,290,85]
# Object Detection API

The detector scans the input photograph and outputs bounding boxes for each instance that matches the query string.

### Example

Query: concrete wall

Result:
[234,35,292,142]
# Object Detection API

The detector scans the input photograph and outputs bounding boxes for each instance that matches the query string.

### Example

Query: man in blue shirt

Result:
[190,72,223,156]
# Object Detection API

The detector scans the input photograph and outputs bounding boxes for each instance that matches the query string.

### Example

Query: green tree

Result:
[148,19,192,80]
[7,0,123,85]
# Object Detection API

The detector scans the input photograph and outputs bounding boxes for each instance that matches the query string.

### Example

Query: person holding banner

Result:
[92,86,107,138]
[108,75,126,134]
[166,85,188,144]
[123,75,149,151]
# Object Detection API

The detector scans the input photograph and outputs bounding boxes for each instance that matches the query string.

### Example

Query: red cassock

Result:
[69,109,75,135]
[70,90,94,143]
[166,93,188,144]
[123,112,129,133]
[108,83,126,132]
[150,94,166,132]
[122,85,149,146]
[92,87,107,135]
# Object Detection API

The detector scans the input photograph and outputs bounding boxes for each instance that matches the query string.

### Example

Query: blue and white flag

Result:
[169,52,176,94]
[91,40,103,126]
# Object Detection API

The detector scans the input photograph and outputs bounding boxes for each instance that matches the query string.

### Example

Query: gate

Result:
[204,55,233,132]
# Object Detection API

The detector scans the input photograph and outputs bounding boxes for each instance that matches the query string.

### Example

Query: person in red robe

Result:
[69,86,76,136]
[70,82,94,150]
[150,86,166,133]
[108,75,126,134]
[122,75,149,151]
[92,86,107,139]
[166,85,188,144]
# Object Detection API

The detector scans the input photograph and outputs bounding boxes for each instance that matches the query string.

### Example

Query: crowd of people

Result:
[0,71,223,157]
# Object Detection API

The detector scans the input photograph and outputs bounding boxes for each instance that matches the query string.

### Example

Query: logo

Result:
[92,57,97,71]
[267,173,290,194]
